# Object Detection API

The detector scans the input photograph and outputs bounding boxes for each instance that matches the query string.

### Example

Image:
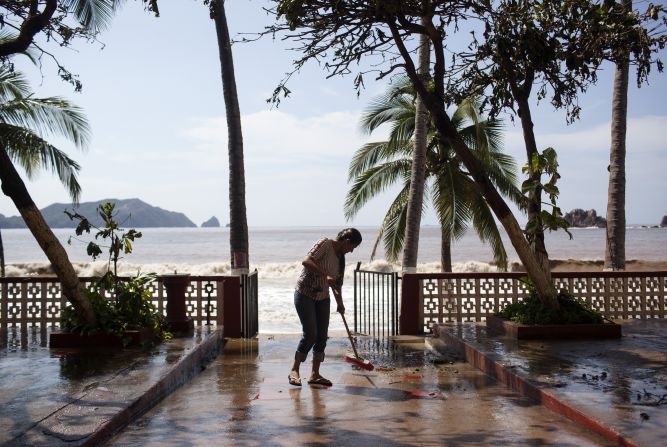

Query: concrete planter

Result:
[49,328,155,348]
[486,315,622,340]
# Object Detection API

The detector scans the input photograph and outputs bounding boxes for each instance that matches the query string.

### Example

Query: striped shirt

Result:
[295,238,343,301]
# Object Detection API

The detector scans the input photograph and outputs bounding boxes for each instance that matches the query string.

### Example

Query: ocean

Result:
[2,226,666,333]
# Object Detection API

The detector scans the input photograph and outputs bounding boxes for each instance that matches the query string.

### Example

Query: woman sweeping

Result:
[288,228,362,387]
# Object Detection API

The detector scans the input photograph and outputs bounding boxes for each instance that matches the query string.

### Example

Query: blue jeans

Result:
[294,290,330,363]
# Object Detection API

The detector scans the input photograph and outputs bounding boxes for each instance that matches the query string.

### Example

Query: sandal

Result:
[307,376,332,387]
[288,371,302,387]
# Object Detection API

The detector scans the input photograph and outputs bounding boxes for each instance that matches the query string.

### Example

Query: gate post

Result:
[399,273,422,335]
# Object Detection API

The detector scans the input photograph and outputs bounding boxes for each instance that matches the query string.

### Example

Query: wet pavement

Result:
[109,333,614,446]
[3,320,664,446]
[432,319,667,447]
[0,326,223,446]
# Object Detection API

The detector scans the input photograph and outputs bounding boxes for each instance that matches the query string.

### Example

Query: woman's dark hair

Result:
[335,228,362,286]
[336,227,362,247]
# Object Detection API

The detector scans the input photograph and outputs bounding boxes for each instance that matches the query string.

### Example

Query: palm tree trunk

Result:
[440,226,452,272]
[604,0,631,271]
[213,0,249,275]
[0,146,96,325]
[401,28,430,274]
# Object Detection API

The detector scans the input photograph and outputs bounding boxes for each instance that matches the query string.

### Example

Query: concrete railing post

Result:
[161,274,194,334]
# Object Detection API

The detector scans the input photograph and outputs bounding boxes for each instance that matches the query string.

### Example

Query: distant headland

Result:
[0,198,208,229]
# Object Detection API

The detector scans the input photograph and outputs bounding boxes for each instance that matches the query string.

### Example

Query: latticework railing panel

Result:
[416,272,667,333]
[1,276,225,330]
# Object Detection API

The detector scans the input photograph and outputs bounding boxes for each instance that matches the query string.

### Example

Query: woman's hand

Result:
[333,288,345,314]
[336,302,346,314]
[325,275,337,288]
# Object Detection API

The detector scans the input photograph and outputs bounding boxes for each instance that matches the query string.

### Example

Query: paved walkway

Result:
[0,327,223,446]
[3,320,664,446]
[109,334,613,446]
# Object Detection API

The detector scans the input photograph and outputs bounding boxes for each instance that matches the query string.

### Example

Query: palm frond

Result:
[0,97,91,149]
[0,68,31,102]
[465,178,509,270]
[0,124,82,202]
[62,0,117,32]
[369,184,410,261]
[380,187,411,262]
[344,160,411,219]
[432,166,472,241]
[348,141,394,180]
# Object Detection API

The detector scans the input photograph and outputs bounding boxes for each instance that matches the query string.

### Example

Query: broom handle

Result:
[340,312,360,359]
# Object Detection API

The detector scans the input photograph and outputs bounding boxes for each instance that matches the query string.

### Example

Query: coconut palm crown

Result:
[0,67,90,202]
[345,77,522,271]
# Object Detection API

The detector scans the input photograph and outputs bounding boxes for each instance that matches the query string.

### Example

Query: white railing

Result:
[0,276,225,331]
[408,271,667,334]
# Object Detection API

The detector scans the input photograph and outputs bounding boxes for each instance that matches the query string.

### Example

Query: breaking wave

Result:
[4,259,501,278]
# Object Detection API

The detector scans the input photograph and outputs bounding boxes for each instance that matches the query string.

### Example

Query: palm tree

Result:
[345,78,521,271]
[0,0,123,327]
[605,0,632,271]
[0,67,96,325]
[211,0,249,275]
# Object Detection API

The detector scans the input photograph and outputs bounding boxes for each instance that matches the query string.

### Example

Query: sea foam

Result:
[3,259,500,279]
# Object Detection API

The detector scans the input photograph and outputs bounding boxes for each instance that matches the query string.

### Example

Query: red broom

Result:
[340,311,374,371]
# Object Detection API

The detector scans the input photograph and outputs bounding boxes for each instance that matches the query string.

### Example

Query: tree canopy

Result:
[0,0,159,90]
[265,0,665,307]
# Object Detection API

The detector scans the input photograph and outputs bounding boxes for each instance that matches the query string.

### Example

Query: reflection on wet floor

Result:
[110,334,614,446]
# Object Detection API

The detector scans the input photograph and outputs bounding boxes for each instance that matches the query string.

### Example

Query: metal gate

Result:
[353,262,400,337]
[240,270,259,338]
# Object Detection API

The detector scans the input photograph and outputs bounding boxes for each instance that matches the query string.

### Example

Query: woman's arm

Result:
[332,287,345,314]
[302,256,337,288]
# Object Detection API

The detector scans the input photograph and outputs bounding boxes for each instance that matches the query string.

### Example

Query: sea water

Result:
[2,226,666,333]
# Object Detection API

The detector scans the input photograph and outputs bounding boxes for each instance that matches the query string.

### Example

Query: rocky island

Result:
[201,216,221,228]
[563,209,607,228]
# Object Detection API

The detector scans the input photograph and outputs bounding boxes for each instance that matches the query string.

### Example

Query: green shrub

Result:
[60,202,171,345]
[498,290,605,325]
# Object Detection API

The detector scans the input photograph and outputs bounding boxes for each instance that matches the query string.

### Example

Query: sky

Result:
[2,0,666,227]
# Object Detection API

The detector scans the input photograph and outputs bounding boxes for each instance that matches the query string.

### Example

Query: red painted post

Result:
[222,275,242,338]
[399,273,422,335]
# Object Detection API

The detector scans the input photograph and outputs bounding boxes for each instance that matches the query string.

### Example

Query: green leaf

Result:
[75,218,91,236]
[543,183,559,196]
[86,242,102,260]
[521,179,537,194]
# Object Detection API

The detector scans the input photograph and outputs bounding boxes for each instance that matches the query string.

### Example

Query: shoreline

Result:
[3,259,666,277]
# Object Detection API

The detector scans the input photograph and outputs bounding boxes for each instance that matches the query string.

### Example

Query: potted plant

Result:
[49,202,171,348]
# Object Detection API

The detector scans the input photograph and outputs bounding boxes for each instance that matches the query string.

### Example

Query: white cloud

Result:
[184,109,381,164]
[503,115,667,224]
[505,115,667,157]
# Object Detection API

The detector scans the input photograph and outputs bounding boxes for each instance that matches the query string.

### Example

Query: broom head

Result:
[344,352,374,371]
